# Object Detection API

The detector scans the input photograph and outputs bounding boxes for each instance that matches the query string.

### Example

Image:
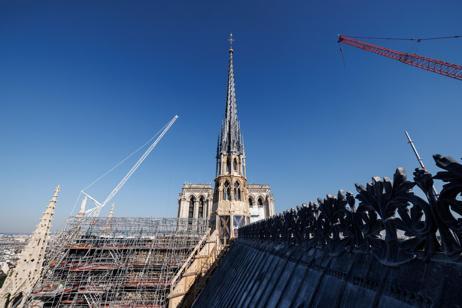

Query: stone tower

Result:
[0,185,60,308]
[177,35,276,239]
[211,34,249,242]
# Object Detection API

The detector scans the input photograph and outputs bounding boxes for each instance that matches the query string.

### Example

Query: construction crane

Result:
[404,130,438,196]
[338,35,462,81]
[80,115,178,217]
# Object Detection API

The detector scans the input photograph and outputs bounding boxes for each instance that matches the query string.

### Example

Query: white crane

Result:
[80,115,178,217]
[404,130,438,196]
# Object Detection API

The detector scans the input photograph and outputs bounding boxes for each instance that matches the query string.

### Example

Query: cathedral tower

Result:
[212,34,249,242]
[177,35,275,240]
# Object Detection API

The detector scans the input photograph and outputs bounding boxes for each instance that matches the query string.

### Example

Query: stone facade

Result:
[177,36,275,242]
[247,184,275,224]
[177,184,213,220]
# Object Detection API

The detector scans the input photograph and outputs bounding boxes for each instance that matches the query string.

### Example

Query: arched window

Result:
[189,196,195,219]
[199,196,205,218]
[233,158,238,172]
[249,197,254,206]
[226,159,231,174]
[257,197,264,206]
[234,182,241,201]
[223,181,231,201]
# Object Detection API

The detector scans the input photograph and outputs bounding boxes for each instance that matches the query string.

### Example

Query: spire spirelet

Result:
[218,33,245,156]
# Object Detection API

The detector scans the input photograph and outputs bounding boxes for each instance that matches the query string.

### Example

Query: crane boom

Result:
[404,130,438,196]
[101,115,178,208]
[338,35,462,81]
[404,130,427,171]
[82,115,178,216]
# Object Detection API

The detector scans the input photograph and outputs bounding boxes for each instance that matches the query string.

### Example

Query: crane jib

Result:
[338,35,462,81]
[82,115,179,216]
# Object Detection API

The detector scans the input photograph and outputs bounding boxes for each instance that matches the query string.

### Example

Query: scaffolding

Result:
[27,217,208,307]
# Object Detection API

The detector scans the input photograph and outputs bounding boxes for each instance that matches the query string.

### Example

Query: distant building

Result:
[177,36,275,242]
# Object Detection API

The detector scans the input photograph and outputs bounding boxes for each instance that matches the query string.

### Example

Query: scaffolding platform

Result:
[28,217,208,307]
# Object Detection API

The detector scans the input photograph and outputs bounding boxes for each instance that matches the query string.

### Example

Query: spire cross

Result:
[228,33,234,50]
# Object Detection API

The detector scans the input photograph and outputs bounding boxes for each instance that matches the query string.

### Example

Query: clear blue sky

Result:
[1,1,461,233]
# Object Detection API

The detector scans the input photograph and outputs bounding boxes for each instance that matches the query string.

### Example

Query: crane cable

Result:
[339,46,346,68]
[82,124,167,192]
[69,122,169,216]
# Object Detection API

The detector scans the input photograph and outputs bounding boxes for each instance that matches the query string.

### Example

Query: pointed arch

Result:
[234,181,241,201]
[248,196,254,207]
[233,157,238,172]
[188,196,195,219]
[199,196,205,218]
[223,181,231,201]
[257,196,264,207]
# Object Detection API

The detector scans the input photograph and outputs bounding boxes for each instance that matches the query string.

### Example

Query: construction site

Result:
[27,217,208,307]
[1,12,462,305]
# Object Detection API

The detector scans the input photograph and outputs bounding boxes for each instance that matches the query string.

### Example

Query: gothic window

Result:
[199,196,205,218]
[234,182,241,201]
[223,181,231,201]
[257,197,264,207]
[233,158,238,172]
[189,196,195,220]
[226,159,231,174]
[249,197,254,206]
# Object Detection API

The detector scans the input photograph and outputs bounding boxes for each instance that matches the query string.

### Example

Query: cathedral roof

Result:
[218,34,245,156]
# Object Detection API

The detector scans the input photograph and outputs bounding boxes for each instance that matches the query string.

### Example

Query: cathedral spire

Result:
[218,33,244,156]
[0,185,60,307]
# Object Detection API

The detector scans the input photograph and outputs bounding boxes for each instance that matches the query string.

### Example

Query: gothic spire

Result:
[218,33,244,156]
[0,185,60,307]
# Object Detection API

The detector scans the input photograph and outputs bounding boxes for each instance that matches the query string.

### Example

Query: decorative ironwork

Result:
[239,154,462,266]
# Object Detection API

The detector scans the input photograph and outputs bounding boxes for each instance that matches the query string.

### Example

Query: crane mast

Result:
[338,35,462,81]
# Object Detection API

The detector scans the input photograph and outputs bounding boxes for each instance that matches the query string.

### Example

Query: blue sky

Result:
[1,1,461,233]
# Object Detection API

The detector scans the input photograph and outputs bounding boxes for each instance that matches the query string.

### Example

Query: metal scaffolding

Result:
[28,217,208,307]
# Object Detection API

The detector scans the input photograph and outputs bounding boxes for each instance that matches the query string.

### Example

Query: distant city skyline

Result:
[1,0,462,233]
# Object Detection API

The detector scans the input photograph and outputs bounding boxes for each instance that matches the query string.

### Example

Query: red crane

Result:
[338,35,462,81]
